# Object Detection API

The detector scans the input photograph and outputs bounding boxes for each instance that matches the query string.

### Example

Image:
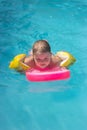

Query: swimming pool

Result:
[0,0,87,130]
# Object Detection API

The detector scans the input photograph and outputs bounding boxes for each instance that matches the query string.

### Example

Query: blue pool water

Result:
[0,0,87,130]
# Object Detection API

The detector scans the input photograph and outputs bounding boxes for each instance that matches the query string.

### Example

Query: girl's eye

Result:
[36,59,49,62]
[36,59,41,62]
[35,57,50,62]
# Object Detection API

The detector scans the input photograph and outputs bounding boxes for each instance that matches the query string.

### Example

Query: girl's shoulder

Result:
[50,54,62,67]
[24,55,34,66]
[51,54,62,63]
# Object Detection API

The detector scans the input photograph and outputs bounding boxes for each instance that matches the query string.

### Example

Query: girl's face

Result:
[33,52,51,69]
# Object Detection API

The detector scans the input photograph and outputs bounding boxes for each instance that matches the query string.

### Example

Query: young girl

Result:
[20,40,62,70]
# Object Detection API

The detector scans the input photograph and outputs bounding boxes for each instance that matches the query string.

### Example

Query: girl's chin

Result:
[39,66,46,69]
[37,65,48,69]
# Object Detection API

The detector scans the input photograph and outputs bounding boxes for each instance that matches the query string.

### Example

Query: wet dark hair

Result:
[32,40,51,55]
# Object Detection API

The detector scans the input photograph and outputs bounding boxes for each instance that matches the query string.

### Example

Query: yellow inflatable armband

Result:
[55,51,76,67]
[9,54,30,71]
[19,62,30,71]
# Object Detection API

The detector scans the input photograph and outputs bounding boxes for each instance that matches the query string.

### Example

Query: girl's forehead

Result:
[34,52,51,58]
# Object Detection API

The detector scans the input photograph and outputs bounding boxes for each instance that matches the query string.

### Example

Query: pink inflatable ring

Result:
[26,67,70,82]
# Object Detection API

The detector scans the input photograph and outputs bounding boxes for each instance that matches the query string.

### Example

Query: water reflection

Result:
[28,79,72,93]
